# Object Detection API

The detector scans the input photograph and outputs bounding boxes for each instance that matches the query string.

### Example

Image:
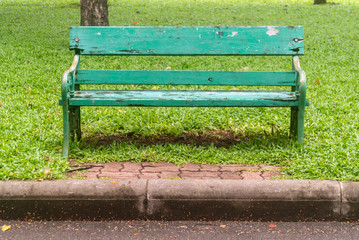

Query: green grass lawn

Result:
[1,0,359,180]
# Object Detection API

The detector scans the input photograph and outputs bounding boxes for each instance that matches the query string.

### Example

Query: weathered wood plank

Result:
[77,70,297,86]
[67,90,309,107]
[69,26,304,55]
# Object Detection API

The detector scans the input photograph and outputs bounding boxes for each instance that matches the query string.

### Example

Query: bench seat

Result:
[61,90,308,107]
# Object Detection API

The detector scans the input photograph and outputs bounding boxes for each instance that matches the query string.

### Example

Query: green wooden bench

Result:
[60,26,308,158]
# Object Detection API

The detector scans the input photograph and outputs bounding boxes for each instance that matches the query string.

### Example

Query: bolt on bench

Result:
[60,26,308,158]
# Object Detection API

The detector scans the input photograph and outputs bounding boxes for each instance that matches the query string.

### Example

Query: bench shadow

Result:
[81,130,293,149]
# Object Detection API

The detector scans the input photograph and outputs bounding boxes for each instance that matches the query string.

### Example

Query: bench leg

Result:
[290,106,304,143]
[70,106,81,141]
[290,107,298,137]
[75,107,82,141]
[63,106,80,158]
[69,107,75,142]
[297,106,305,143]
[72,85,82,141]
[62,105,71,158]
[71,84,82,141]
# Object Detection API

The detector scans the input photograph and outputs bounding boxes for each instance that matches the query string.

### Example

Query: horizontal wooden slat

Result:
[76,70,296,86]
[65,90,305,107]
[69,26,304,56]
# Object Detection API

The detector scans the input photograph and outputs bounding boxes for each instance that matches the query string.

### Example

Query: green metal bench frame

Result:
[60,26,308,158]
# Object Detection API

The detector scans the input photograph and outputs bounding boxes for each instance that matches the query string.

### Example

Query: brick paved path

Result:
[68,162,282,180]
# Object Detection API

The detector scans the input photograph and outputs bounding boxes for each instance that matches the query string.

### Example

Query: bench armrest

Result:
[61,55,80,103]
[292,56,307,107]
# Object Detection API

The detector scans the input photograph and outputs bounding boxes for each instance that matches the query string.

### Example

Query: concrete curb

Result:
[0,180,357,221]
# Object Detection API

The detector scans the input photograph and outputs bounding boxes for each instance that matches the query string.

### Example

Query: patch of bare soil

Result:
[82,130,252,148]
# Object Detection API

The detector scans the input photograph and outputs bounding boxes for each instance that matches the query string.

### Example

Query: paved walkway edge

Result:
[0,180,358,221]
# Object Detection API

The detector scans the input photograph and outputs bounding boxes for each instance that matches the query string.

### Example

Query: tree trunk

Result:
[314,0,327,4]
[80,0,109,26]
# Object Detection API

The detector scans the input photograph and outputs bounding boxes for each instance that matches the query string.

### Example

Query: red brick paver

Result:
[98,171,123,179]
[262,171,282,180]
[101,162,123,172]
[200,164,220,172]
[219,165,242,172]
[158,172,181,179]
[241,171,263,180]
[142,162,180,173]
[81,171,99,179]
[121,162,143,173]
[86,165,104,172]
[220,164,260,172]
[180,163,201,172]
[115,172,140,179]
[180,171,219,179]
[220,172,243,180]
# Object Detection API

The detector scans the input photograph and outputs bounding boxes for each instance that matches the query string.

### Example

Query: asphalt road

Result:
[1,220,359,240]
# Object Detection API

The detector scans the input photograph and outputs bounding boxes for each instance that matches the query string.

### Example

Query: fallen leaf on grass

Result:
[44,157,54,162]
[1,225,11,232]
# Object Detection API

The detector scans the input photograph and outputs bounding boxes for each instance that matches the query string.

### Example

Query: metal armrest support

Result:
[293,56,307,107]
[61,55,80,103]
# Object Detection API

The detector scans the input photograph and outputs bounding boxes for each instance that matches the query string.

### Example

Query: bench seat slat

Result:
[65,90,307,107]
[70,26,304,55]
[77,70,297,86]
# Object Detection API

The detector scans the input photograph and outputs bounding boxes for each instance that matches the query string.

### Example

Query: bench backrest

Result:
[69,26,304,56]
[69,26,303,87]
